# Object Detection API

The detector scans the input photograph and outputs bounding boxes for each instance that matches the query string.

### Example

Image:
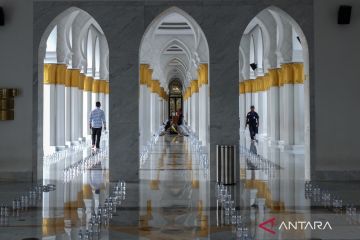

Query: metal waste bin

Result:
[216,145,236,185]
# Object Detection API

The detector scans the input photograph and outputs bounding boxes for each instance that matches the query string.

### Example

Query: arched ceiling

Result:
[140,7,209,92]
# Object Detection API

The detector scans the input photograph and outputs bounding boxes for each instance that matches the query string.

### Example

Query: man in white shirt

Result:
[89,101,106,149]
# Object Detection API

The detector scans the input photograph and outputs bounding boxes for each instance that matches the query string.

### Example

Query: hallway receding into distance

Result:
[1,0,360,239]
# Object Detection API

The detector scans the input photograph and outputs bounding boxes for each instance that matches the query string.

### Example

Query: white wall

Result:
[314,0,360,173]
[0,0,33,180]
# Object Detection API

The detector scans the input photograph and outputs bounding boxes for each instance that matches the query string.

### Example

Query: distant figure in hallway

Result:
[89,101,106,149]
[177,108,183,126]
[245,105,259,141]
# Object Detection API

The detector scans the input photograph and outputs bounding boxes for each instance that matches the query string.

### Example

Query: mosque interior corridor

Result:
[1,0,360,239]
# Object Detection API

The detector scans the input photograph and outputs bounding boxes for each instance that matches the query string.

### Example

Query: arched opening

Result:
[138,7,210,238]
[139,7,210,154]
[38,7,110,233]
[239,6,310,211]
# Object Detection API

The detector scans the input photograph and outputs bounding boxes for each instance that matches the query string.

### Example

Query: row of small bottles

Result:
[305,181,358,223]
[216,183,253,240]
[0,184,52,226]
[78,180,126,240]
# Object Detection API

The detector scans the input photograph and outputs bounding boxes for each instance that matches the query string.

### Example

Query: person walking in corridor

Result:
[245,105,259,141]
[89,101,106,149]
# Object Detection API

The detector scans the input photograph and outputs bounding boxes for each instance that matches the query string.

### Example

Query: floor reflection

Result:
[139,134,210,239]
[1,132,360,239]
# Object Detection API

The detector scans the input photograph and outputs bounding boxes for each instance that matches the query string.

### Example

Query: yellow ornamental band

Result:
[293,63,305,84]
[151,80,159,93]
[140,64,149,85]
[55,64,67,85]
[268,68,280,87]
[239,82,245,94]
[84,76,94,92]
[79,73,85,90]
[92,79,100,93]
[43,64,57,84]
[146,69,153,88]
[105,81,110,94]
[201,64,209,85]
[244,80,252,93]
[191,80,199,93]
[281,63,293,85]
[99,80,107,94]
[188,86,192,98]
[64,69,80,87]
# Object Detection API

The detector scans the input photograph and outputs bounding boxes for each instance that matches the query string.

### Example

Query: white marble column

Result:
[239,92,246,132]
[139,84,147,151]
[71,84,80,143]
[269,86,280,145]
[294,83,305,146]
[65,73,72,145]
[43,84,56,148]
[78,77,84,141]
[150,92,157,136]
[145,88,151,144]
[188,96,192,127]
[83,78,92,137]
[55,65,66,147]
[259,90,268,137]
[191,92,199,135]
[282,83,295,146]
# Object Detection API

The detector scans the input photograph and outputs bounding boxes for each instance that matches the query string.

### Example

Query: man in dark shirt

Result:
[245,106,259,141]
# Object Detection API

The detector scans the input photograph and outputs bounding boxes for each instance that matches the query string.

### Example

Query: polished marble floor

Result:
[1,131,360,239]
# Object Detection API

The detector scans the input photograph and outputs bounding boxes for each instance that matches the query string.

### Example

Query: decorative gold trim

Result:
[105,81,110,94]
[55,64,67,85]
[268,68,280,87]
[68,69,80,87]
[244,80,252,93]
[281,63,293,86]
[146,69,153,88]
[239,82,245,94]
[197,64,209,88]
[44,64,57,84]
[293,63,305,84]
[191,80,199,93]
[79,73,86,90]
[99,80,107,94]
[84,76,94,92]
[140,64,149,85]
[92,79,101,93]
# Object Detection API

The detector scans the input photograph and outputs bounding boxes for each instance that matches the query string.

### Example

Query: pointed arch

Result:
[138,6,210,164]
[238,6,311,181]
[37,7,110,181]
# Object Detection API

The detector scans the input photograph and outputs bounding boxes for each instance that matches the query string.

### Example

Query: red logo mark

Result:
[258,217,276,235]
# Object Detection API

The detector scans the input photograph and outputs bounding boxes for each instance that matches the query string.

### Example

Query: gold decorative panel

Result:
[0,88,19,120]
